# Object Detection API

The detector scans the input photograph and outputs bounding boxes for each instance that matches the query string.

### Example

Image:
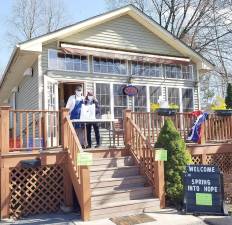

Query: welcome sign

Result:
[184,165,225,215]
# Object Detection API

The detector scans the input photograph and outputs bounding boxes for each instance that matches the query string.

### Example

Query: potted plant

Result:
[151,101,179,116]
[211,95,232,116]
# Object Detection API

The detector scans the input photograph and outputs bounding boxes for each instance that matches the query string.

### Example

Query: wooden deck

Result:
[1,106,232,220]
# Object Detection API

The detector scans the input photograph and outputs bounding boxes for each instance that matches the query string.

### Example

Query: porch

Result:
[0,106,232,220]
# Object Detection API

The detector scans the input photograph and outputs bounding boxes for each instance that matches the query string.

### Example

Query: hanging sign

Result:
[77,152,93,166]
[123,85,138,96]
[154,149,167,161]
[184,165,225,215]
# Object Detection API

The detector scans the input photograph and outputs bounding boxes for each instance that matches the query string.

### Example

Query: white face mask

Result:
[75,90,82,97]
[88,96,93,101]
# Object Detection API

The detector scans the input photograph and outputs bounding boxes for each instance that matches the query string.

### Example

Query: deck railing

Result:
[131,112,232,144]
[0,106,60,152]
[62,108,91,221]
[124,110,165,208]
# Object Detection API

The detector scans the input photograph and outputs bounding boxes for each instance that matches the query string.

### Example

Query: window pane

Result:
[134,86,147,112]
[150,87,161,104]
[48,49,88,72]
[165,65,181,78]
[93,57,127,75]
[168,88,179,106]
[131,61,161,77]
[182,88,193,112]
[113,84,127,118]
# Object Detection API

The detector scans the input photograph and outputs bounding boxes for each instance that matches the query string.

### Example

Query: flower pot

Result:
[214,109,232,116]
[156,108,178,116]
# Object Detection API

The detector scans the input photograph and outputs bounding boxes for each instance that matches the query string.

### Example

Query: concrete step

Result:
[90,175,147,191]
[91,186,153,206]
[91,156,134,169]
[90,198,160,220]
[90,166,139,179]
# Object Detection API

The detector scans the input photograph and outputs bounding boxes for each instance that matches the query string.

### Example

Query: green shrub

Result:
[155,118,192,205]
[225,83,232,109]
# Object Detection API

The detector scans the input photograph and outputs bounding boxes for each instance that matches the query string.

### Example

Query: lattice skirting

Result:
[10,165,64,219]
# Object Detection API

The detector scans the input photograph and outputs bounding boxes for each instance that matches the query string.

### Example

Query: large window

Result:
[134,86,147,112]
[168,87,180,106]
[165,65,182,79]
[150,86,162,104]
[182,88,194,112]
[113,84,127,119]
[48,49,88,72]
[165,64,193,80]
[131,61,162,77]
[93,57,127,75]
[96,83,111,116]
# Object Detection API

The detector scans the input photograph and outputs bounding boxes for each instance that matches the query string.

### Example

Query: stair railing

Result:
[124,109,165,208]
[61,108,91,221]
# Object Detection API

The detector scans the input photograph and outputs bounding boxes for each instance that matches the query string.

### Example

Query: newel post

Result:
[0,106,11,219]
[124,109,132,147]
[0,106,10,154]
[61,107,69,150]
[154,160,165,208]
[199,122,206,144]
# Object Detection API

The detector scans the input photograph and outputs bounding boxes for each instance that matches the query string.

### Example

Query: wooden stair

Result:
[89,156,160,220]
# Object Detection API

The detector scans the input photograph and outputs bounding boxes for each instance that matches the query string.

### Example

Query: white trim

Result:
[179,88,183,112]
[146,85,150,112]
[38,54,43,110]
[110,83,114,119]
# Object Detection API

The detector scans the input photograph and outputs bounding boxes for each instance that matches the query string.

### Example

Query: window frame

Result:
[113,83,128,119]
[92,56,128,76]
[182,87,194,112]
[164,64,194,80]
[131,61,163,78]
[48,49,90,73]
[133,85,148,112]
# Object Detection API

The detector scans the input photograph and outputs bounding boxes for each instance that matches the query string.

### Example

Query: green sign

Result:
[155,149,167,161]
[196,193,213,206]
[77,152,93,166]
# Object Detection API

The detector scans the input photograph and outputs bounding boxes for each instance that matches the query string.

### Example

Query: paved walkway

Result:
[0,209,231,225]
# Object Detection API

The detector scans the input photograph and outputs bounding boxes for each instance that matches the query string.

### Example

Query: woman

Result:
[66,85,86,148]
[84,92,100,148]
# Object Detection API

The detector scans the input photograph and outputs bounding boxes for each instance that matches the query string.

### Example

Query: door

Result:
[44,75,59,147]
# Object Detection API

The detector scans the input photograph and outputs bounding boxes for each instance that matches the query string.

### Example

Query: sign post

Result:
[184,165,225,215]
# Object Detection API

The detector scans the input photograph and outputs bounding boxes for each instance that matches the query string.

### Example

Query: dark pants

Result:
[86,123,100,147]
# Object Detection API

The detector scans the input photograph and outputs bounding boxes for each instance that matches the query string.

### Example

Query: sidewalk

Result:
[1,209,231,225]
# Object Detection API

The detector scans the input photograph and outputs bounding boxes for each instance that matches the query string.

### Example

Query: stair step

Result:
[90,198,160,220]
[90,166,139,179]
[91,186,153,206]
[91,156,134,169]
[90,176,147,190]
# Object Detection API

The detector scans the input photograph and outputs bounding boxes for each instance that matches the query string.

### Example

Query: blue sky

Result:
[0,0,108,75]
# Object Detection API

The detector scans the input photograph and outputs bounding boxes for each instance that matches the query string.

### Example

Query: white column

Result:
[146,85,150,112]
[179,88,183,113]
[110,83,114,119]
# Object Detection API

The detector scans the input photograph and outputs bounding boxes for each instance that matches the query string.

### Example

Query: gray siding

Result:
[62,15,183,56]
[16,61,39,110]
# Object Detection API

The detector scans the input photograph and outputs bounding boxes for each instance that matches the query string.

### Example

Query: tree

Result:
[155,119,192,205]
[6,0,69,44]
[106,0,232,106]
[225,83,232,108]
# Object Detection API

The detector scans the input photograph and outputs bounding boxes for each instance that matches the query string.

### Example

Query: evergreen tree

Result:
[225,83,232,109]
[155,119,192,205]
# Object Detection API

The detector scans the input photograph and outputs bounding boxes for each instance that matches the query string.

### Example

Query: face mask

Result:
[75,90,82,97]
[88,96,93,101]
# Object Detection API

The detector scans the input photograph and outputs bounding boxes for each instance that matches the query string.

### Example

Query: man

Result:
[66,84,86,148]
[85,92,100,148]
